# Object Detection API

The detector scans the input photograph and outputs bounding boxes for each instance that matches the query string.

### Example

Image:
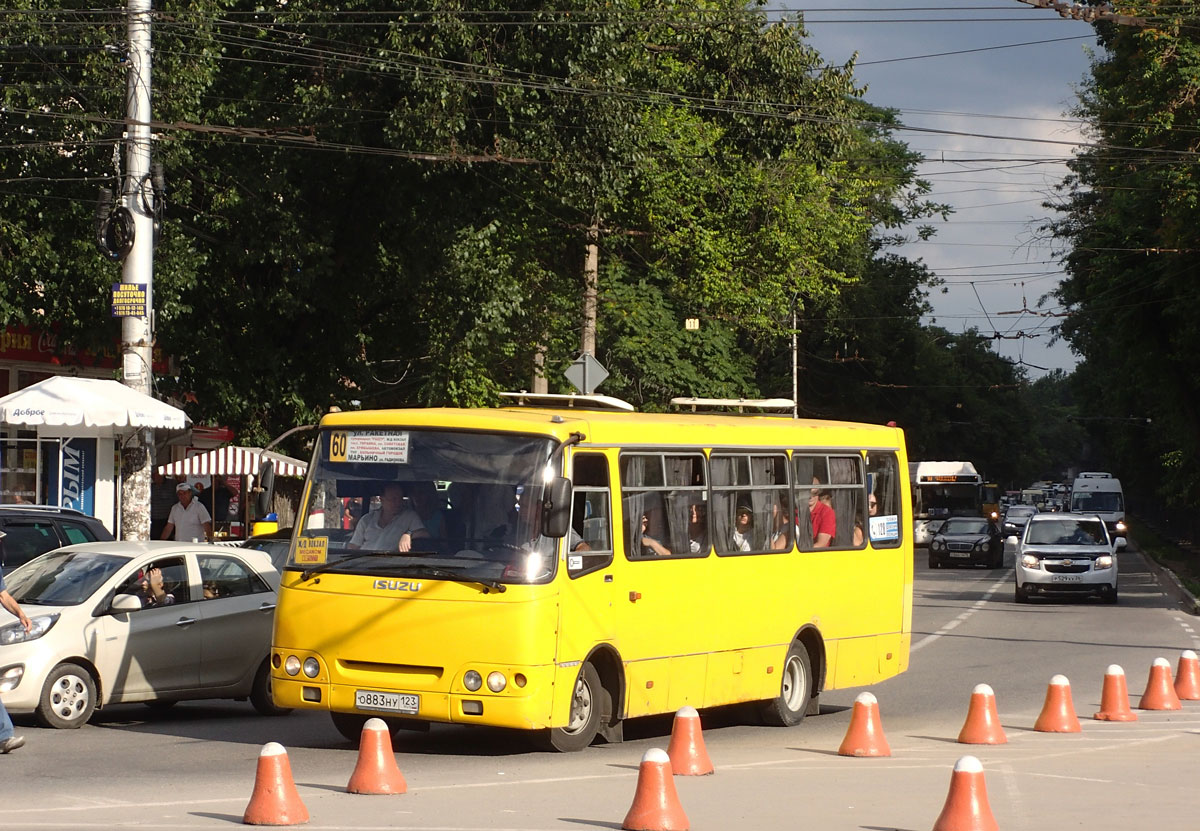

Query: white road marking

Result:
[913,573,1010,652]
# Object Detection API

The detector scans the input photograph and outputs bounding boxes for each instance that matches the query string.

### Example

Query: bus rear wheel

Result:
[759,642,812,727]
[541,663,604,752]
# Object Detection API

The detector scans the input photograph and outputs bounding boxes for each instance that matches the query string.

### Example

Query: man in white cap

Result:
[161,481,213,542]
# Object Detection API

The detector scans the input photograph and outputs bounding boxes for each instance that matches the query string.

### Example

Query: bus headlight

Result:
[1020,554,1041,570]
[284,655,301,676]
[1115,520,1127,533]
[487,671,507,692]
[464,670,483,691]
[303,657,320,678]
[1095,555,1114,570]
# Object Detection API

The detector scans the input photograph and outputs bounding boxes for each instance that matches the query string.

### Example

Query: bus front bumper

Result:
[271,674,555,731]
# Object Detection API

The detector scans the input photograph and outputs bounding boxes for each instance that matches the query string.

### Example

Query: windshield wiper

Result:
[404,565,507,594]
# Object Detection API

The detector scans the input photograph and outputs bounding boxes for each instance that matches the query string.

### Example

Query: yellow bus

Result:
[267,394,913,750]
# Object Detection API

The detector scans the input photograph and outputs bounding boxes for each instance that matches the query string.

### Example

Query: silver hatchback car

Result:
[0,541,290,728]
[1013,514,1123,604]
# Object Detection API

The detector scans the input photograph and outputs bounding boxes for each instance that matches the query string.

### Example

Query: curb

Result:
[1131,536,1200,616]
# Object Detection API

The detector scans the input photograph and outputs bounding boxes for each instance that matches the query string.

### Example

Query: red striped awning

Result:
[157,446,307,478]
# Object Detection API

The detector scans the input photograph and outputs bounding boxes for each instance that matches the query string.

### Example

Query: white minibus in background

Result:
[1069,473,1126,547]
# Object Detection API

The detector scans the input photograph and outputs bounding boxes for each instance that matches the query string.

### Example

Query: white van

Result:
[1069,474,1126,547]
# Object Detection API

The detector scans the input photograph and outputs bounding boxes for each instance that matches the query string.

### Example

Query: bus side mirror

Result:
[254,461,276,518]
[542,476,572,538]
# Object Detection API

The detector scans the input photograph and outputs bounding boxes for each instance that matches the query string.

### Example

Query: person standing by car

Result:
[0,558,31,753]
[161,482,213,543]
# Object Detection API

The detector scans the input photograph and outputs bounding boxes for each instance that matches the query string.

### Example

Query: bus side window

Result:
[568,453,614,578]
[865,452,902,548]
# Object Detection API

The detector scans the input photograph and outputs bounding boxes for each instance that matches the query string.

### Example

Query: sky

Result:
[796,1,1100,378]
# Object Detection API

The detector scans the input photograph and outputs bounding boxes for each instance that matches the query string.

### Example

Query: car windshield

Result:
[296,429,559,584]
[941,518,990,535]
[1027,519,1108,546]
[4,550,129,606]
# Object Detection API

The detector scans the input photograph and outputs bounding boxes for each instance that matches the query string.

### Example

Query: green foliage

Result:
[1050,3,1200,512]
[1,0,1035,473]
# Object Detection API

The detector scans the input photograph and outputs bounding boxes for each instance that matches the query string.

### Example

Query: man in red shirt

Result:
[809,480,835,548]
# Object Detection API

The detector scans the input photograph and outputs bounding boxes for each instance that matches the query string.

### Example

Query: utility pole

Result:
[118,0,157,540]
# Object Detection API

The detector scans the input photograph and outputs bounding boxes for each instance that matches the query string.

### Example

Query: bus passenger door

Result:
[554,455,618,714]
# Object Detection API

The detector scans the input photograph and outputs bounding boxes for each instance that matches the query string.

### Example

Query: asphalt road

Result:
[4,543,1199,830]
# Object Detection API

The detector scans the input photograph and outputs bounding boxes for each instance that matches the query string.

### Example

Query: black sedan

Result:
[928,516,1004,569]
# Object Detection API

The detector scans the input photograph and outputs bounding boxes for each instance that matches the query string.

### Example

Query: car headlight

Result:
[1095,555,1114,570]
[0,614,58,646]
[1020,554,1041,570]
[974,540,986,551]
[1115,521,1127,533]
[931,539,944,551]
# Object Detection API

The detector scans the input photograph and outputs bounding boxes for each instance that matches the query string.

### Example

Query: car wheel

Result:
[1014,584,1029,604]
[928,556,940,569]
[758,642,813,727]
[36,662,97,729]
[1103,587,1119,605]
[250,660,293,717]
[541,663,605,752]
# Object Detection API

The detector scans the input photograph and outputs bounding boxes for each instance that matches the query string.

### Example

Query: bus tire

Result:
[759,642,812,727]
[542,663,604,752]
[331,712,372,742]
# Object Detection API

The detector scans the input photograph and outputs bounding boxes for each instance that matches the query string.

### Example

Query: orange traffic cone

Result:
[622,748,689,831]
[347,717,407,795]
[1033,674,1081,733]
[666,706,714,776]
[1138,657,1182,710]
[837,691,891,757]
[1174,650,1200,701]
[957,684,1006,744]
[931,755,999,831]
[1093,664,1137,722]
[242,742,309,826]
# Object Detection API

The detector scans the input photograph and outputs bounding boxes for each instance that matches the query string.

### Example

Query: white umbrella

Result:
[0,376,190,431]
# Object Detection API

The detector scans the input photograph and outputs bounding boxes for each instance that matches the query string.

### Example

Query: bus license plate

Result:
[355,689,419,714]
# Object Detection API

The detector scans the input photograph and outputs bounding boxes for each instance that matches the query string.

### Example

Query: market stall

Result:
[156,445,307,538]
[0,376,190,533]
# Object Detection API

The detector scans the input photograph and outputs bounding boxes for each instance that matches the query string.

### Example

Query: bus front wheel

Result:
[542,663,604,752]
[759,642,812,727]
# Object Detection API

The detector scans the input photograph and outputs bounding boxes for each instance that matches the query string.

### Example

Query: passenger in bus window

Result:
[731,504,753,551]
[853,492,878,546]
[770,501,790,550]
[639,514,671,557]
[687,503,708,554]
[348,483,428,552]
[408,481,446,539]
[809,479,835,548]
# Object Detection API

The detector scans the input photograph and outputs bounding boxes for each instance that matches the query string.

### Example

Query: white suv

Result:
[1013,513,1123,604]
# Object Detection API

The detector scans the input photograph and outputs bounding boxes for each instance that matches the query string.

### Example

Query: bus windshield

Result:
[293,429,559,584]
[1071,491,1123,513]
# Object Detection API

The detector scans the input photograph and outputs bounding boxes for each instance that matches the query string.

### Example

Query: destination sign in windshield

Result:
[329,430,410,464]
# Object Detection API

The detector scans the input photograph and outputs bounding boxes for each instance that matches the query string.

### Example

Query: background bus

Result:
[910,460,984,545]
[267,397,913,750]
